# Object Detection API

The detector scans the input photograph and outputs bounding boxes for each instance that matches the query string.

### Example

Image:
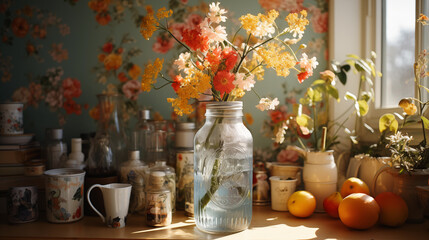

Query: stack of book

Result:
[0,141,42,176]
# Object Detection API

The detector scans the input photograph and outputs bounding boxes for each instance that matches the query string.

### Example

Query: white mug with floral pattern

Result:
[0,102,24,135]
[87,183,132,228]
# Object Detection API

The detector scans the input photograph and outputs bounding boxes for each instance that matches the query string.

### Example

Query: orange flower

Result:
[128,64,142,80]
[245,113,254,125]
[399,99,417,116]
[11,17,29,38]
[26,42,36,55]
[23,5,32,17]
[103,53,122,70]
[96,11,111,26]
[102,42,113,53]
[63,99,82,115]
[88,0,110,12]
[98,53,106,62]
[213,70,235,95]
[32,25,47,39]
[89,106,100,120]
[118,72,128,82]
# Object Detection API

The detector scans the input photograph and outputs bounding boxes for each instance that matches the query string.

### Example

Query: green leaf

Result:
[361,92,372,102]
[356,100,369,116]
[327,85,339,100]
[337,71,347,85]
[312,88,323,102]
[345,91,357,101]
[341,64,351,72]
[296,114,314,131]
[379,113,398,133]
[355,59,372,74]
[421,116,429,129]
[347,54,361,60]
[311,79,326,87]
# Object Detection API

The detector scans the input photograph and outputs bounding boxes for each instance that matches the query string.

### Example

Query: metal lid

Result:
[138,109,151,120]
[47,128,63,139]
[176,122,195,131]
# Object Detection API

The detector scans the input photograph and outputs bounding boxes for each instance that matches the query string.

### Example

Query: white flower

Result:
[208,2,227,24]
[174,52,191,72]
[233,73,255,91]
[256,97,279,111]
[299,53,318,75]
[275,124,287,144]
[200,19,227,43]
[253,21,275,38]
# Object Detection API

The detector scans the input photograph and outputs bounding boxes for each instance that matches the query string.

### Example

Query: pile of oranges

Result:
[286,177,409,230]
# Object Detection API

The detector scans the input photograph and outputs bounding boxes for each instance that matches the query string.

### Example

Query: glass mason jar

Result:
[194,101,253,233]
[87,94,128,177]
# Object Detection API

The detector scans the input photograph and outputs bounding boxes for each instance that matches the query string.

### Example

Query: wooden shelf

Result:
[1,206,429,240]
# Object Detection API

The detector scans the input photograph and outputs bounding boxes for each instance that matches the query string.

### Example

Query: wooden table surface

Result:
[1,205,429,240]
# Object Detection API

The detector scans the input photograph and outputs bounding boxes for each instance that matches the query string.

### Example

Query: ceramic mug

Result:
[269,176,298,211]
[7,186,38,223]
[0,102,24,135]
[87,183,132,228]
[267,162,303,186]
[44,168,85,223]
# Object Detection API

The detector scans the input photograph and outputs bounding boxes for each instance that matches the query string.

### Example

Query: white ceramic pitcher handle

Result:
[87,184,105,223]
[371,165,390,196]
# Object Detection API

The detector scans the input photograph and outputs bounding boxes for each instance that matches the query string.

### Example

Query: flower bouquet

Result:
[140,2,316,232]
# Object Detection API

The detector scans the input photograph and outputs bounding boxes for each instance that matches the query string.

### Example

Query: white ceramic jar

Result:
[0,102,24,135]
[303,150,337,212]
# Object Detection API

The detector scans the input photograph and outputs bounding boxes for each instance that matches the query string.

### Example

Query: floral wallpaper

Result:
[0,0,328,154]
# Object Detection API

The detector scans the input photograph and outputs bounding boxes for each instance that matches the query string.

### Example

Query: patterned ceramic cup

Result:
[0,102,24,135]
[7,186,39,223]
[44,168,85,223]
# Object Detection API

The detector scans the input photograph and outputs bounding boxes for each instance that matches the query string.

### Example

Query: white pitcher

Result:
[303,150,337,212]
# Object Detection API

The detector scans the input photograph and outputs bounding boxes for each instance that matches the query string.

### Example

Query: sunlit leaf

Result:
[345,91,357,101]
[422,116,429,130]
[379,113,398,133]
[393,112,404,120]
[312,88,323,102]
[364,123,374,133]
[355,59,372,74]
[311,79,326,87]
[296,114,314,131]
[347,54,361,60]
[361,92,372,102]
[357,100,369,116]
[327,85,339,100]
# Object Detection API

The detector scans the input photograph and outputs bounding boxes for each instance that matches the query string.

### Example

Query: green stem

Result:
[312,105,318,150]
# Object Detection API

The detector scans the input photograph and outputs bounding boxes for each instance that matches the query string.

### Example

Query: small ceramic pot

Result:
[7,186,39,223]
[44,168,86,223]
[0,102,24,135]
[269,176,298,211]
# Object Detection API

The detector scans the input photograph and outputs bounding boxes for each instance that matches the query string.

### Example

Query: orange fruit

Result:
[287,190,316,218]
[338,193,380,230]
[375,192,408,227]
[340,177,370,198]
[323,192,343,218]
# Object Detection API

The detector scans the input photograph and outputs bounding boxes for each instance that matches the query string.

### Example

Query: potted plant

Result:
[373,13,429,223]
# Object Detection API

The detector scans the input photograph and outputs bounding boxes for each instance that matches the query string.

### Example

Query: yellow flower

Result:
[231,88,245,99]
[103,53,122,70]
[140,6,158,40]
[245,57,265,81]
[239,14,259,34]
[156,7,172,20]
[141,58,164,92]
[285,10,309,38]
[239,10,279,38]
[256,42,295,77]
[128,64,142,80]
[399,99,417,116]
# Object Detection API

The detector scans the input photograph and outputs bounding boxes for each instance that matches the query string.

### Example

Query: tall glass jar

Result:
[87,94,127,177]
[194,101,253,233]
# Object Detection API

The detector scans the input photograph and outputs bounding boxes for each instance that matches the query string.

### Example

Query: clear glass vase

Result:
[87,94,128,177]
[194,101,253,233]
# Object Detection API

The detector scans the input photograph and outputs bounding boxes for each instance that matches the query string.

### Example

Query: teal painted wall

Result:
[0,0,328,155]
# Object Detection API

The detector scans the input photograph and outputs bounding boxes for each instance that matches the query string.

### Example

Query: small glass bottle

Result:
[145,171,172,227]
[45,128,67,169]
[134,110,155,164]
[150,159,176,213]
[65,138,86,169]
[120,150,148,214]
[175,122,195,210]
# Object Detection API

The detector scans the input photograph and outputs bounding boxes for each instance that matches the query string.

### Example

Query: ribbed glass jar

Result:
[194,101,253,233]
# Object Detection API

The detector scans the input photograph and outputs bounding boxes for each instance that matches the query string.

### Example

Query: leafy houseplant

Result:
[277,53,381,151]
[140,2,316,233]
[379,14,429,173]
